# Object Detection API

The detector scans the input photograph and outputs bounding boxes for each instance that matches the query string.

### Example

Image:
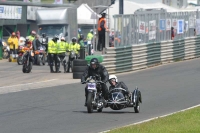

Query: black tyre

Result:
[73,72,83,79]
[36,55,42,66]
[42,55,46,65]
[87,92,94,113]
[26,62,32,73]
[97,107,103,112]
[132,89,141,113]
[73,59,88,66]
[72,66,87,72]
[22,64,26,73]
[17,56,23,65]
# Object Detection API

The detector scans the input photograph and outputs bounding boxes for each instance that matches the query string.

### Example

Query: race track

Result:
[0,58,200,133]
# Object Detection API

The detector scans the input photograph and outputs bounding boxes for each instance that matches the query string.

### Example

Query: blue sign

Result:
[178,20,184,34]
[0,7,4,13]
[18,8,22,14]
[160,19,166,30]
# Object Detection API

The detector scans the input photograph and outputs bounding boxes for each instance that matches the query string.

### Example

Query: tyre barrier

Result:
[72,59,88,79]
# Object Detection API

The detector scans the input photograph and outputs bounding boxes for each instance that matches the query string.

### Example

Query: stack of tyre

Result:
[72,59,88,79]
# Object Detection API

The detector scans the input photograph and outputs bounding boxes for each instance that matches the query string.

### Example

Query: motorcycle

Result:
[83,76,105,113]
[22,47,33,73]
[57,52,68,72]
[67,50,77,72]
[87,40,94,55]
[2,40,10,59]
[107,87,142,113]
[17,37,29,65]
[17,45,25,65]
[34,45,46,66]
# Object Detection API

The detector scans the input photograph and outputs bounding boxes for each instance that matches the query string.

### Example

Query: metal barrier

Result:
[102,36,200,74]
[113,9,198,47]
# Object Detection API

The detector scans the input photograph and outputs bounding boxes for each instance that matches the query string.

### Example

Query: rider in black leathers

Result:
[108,75,130,98]
[81,58,109,106]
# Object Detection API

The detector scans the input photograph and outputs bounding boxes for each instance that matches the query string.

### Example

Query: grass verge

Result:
[108,106,200,133]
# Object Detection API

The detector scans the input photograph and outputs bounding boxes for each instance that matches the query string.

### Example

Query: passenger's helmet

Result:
[109,75,118,86]
[90,58,99,69]
[72,37,77,43]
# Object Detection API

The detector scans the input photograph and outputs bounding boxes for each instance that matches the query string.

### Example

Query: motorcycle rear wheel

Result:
[87,93,94,113]
[3,51,9,59]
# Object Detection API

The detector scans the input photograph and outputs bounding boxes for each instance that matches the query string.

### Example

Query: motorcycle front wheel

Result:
[17,56,23,65]
[87,92,94,113]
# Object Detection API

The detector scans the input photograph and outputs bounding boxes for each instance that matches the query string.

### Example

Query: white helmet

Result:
[109,75,118,82]
[61,37,65,41]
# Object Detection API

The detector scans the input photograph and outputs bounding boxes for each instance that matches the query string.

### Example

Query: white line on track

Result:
[0,79,58,89]
[99,104,200,133]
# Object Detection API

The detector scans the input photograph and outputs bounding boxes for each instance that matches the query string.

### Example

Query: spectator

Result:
[171,27,175,40]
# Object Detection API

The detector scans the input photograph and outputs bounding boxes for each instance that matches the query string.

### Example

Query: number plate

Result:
[88,83,96,90]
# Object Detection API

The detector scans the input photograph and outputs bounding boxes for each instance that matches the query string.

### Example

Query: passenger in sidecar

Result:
[108,75,131,100]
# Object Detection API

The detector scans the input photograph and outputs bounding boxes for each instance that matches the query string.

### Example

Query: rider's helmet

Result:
[53,35,59,42]
[31,30,36,36]
[61,37,65,41]
[90,58,99,70]
[80,34,84,40]
[90,29,93,34]
[78,28,81,34]
[42,33,46,38]
[109,75,118,86]
[26,36,30,42]
[72,37,77,44]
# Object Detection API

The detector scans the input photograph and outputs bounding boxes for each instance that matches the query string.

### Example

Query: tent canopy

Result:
[77,3,100,25]
[106,0,180,28]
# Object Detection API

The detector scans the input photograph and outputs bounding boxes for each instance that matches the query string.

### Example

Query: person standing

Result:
[57,37,68,73]
[28,30,36,42]
[7,32,19,60]
[66,37,80,72]
[48,35,59,73]
[97,13,109,51]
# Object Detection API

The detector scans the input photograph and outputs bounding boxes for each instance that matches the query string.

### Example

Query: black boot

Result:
[56,67,61,73]
[66,66,70,72]
[64,66,67,73]
[50,66,55,73]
